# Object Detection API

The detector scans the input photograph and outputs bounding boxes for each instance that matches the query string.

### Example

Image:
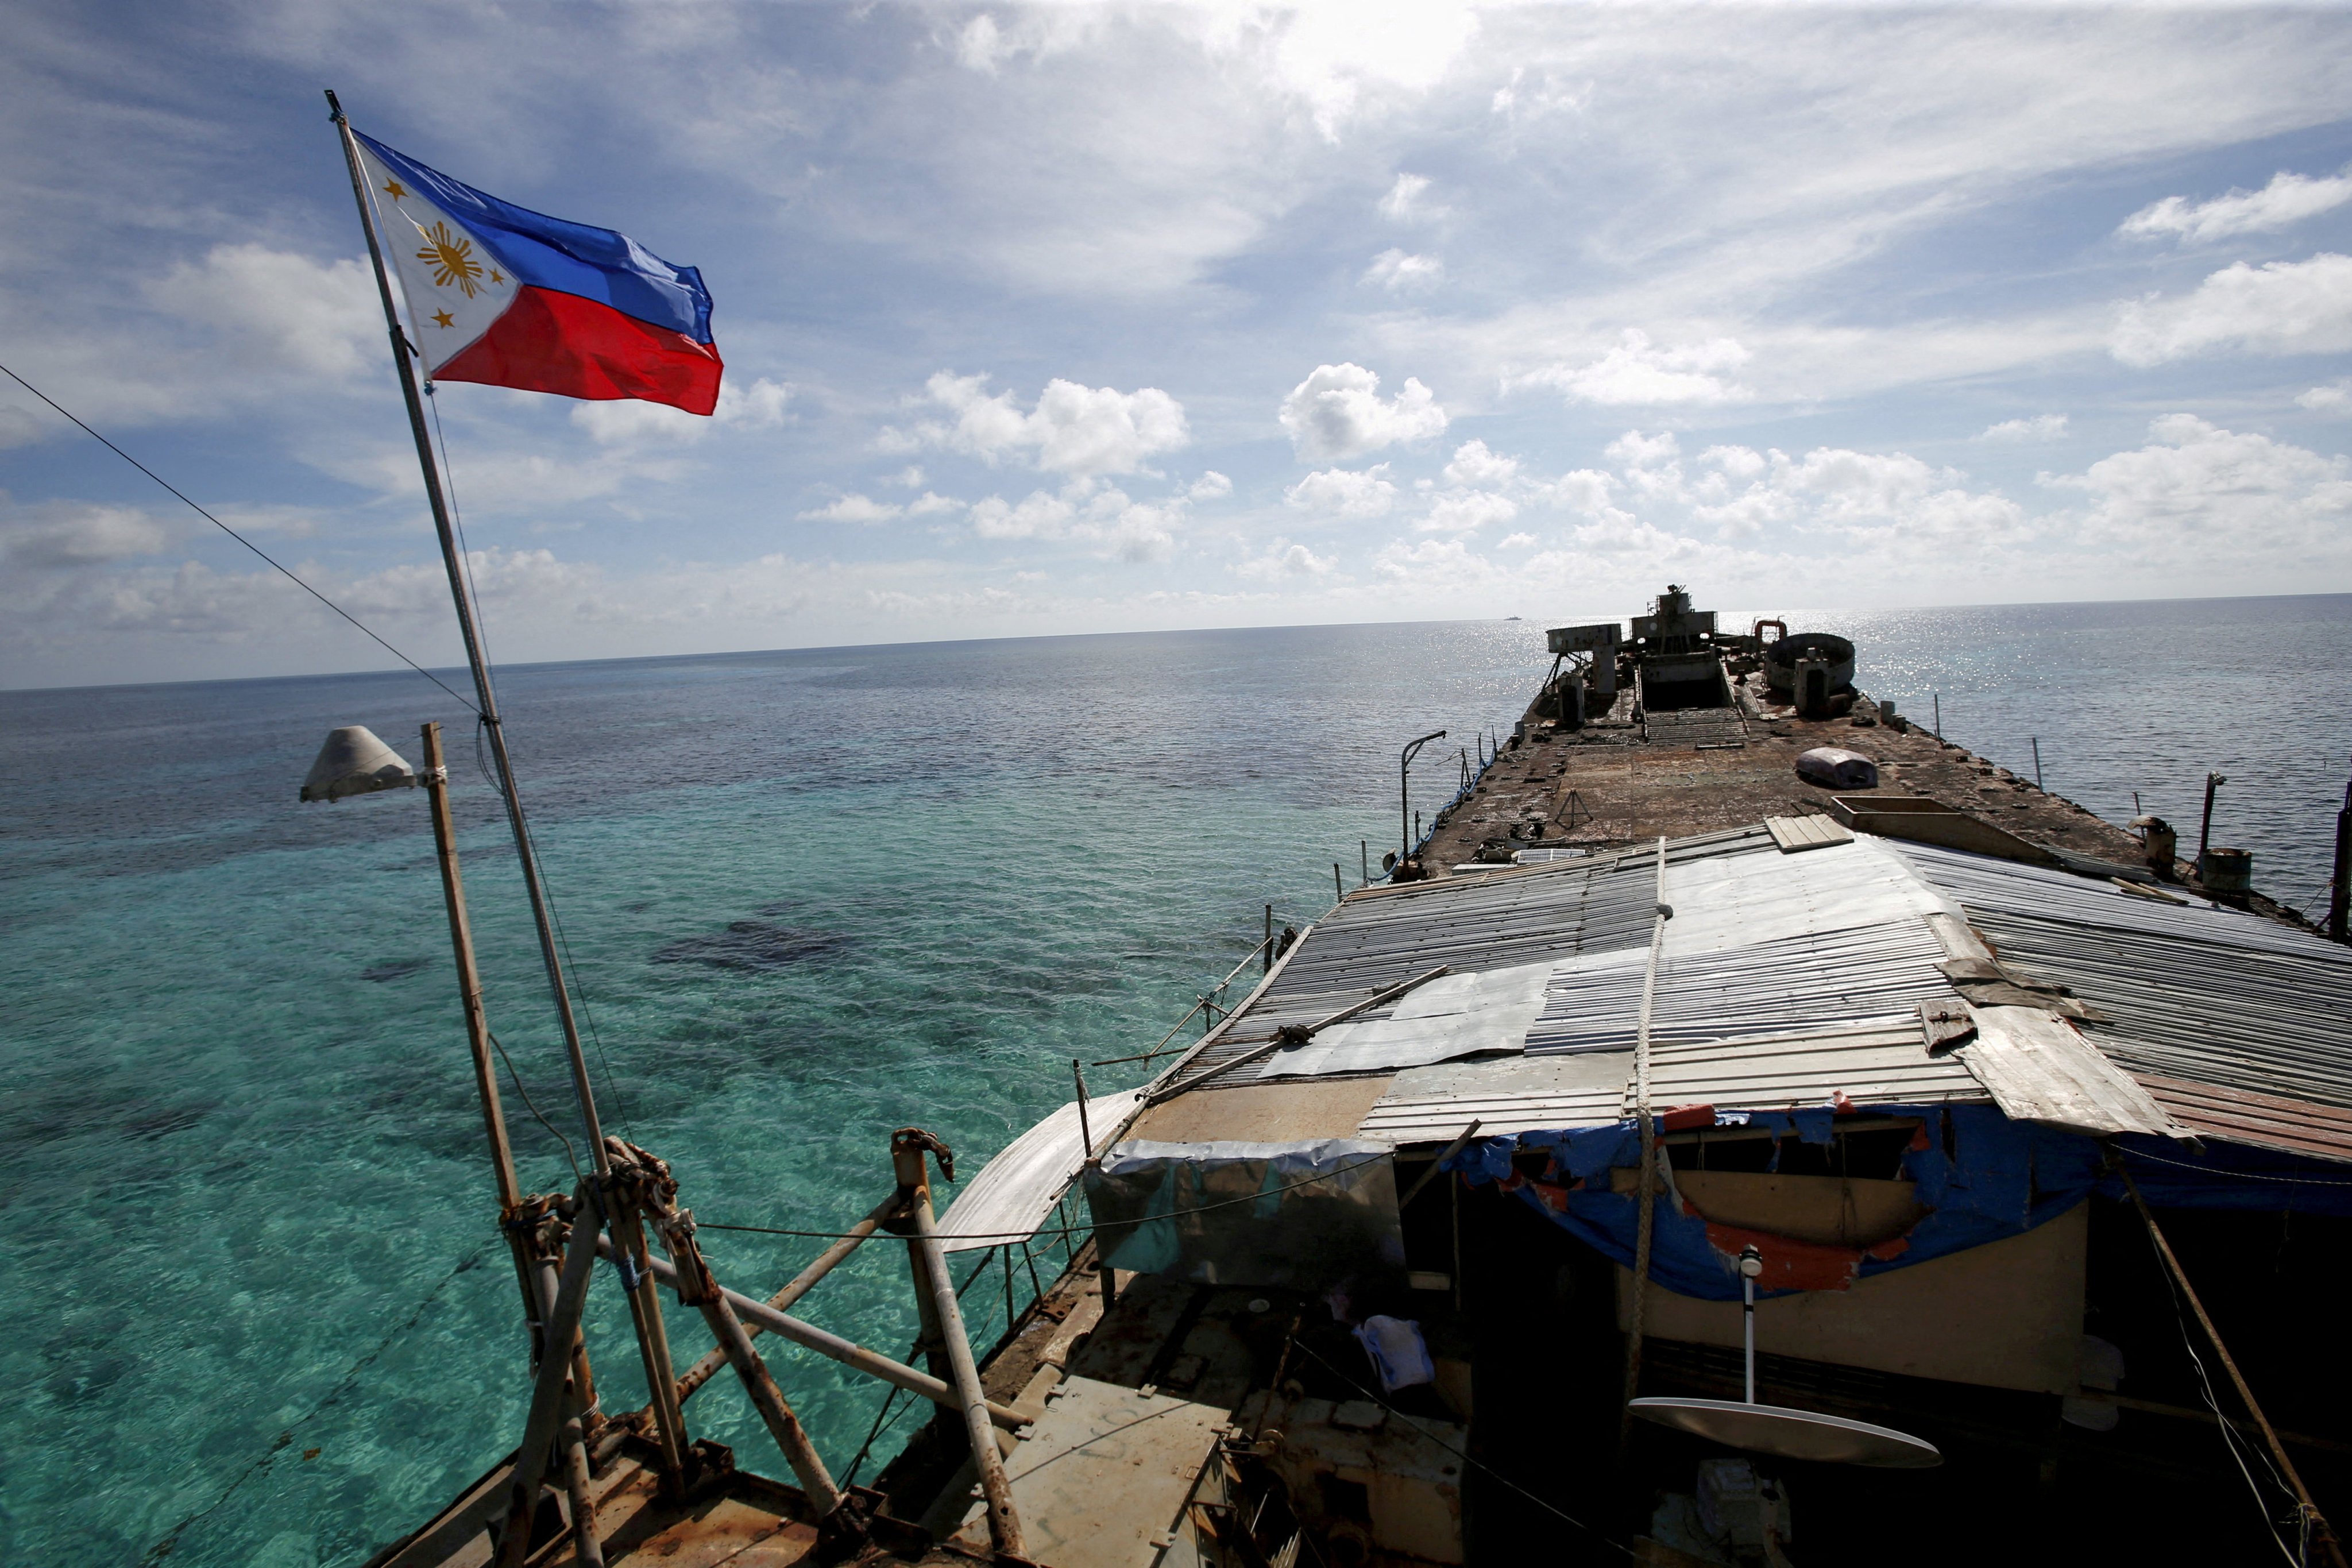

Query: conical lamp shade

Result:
[300,725,417,803]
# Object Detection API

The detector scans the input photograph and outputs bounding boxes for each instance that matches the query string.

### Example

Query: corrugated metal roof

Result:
[1525,836,1956,1053]
[1358,1016,1992,1143]
[1169,831,1775,1087]
[2136,1072,2352,1164]
[1890,841,2352,1117]
[1636,1016,1992,1116]
[1361,1052,1632,1142]
[1142,823,2338,1153]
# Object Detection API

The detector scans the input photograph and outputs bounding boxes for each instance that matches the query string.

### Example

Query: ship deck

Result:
[373,624,2352,1568]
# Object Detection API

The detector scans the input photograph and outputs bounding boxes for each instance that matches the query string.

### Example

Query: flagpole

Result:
[323,91,611,1179]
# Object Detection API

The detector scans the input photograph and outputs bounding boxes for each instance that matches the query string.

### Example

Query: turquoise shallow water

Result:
[2,600,2347,1563]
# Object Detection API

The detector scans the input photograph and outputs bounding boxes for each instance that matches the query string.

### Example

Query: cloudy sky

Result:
[5,1,2352,688]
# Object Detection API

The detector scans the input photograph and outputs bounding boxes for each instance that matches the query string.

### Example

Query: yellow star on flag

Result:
[383,178,408,199]
[431,308,455,328]
[489,269,505,284]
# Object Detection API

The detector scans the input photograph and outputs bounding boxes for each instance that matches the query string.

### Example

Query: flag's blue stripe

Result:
[357,131,712,345]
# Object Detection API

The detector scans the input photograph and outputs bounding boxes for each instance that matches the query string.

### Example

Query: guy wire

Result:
[428,393,636,1144]
[0,360,478,714]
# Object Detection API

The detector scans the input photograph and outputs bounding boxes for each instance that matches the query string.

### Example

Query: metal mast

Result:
[324,90,609,1172]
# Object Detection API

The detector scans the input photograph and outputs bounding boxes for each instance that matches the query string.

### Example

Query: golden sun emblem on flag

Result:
[415,221,484,298]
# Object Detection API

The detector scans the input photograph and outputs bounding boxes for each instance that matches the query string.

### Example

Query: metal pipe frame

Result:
[673,1190,903,1403]
[898,1133,1028,1561]
[598,1237,1030,1431]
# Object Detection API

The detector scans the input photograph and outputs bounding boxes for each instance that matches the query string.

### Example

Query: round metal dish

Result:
[1627,1397,1943,1467]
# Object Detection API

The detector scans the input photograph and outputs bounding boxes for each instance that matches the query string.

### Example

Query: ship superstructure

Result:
[368,587,2352,1568]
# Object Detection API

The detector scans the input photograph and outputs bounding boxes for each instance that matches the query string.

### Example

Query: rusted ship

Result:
[350,584,2352,1568]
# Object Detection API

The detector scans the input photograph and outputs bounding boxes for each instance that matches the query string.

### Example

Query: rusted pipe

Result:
[604,1200,690,1481]
[600,1236,1030,1430]
[499,1187,604,1568]
[2198,771,2226,878]
[559,1413,604,1568]
[903,1140,1028,1561]
[697,1288,845,1517]
[674,1191,902,1403]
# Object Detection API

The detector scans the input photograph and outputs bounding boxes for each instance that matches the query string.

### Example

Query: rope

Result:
[0,360,479,715]
[140,1238,497,1563]
[491,1028,584,1187]
[2122,1146,2352,1188]
[2140,1209,2301,1565]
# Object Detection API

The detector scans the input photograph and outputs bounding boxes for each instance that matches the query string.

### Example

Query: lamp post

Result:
[1400,728,1447,863]
[301,721,678,1521]
[299,723,536,1345]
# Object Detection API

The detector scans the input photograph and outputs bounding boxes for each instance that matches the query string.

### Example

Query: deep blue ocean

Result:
[3,599,2347,1564]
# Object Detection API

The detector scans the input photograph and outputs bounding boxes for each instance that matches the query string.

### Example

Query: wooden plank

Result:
[1764,814,1853,853]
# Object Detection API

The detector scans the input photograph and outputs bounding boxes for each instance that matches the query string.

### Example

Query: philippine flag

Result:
[352,133,721,415]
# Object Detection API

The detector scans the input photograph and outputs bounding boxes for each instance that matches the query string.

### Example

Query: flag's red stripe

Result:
[434,286,722,415]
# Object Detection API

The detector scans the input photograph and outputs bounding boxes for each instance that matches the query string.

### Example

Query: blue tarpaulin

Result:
[1443,1105,2352,1301]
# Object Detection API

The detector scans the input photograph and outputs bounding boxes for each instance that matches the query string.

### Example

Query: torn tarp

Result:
[1084,1138,1405,1292]
[1444,1105,2352,1301]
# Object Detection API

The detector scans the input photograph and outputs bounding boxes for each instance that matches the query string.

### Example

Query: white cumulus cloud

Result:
[0,404,47,450]
[2297,382,2352,414]
[798,494,901,524]
[2119,169,2352,244]
[2049,414,2352,553]
[1978,414,2069,442]
[1284,464,1397,517]
[1442,440,1520,488]
[1519,330,1754,406]
[1378,172,1437,222]
[2,500,172,567]
[1420,489,1517,534]
[574,376,793,445]
[144,244,377,379]
[966,479,1184,561]
[2112,253,2352,366]
[1278,364,1447,461]
[1363,249,1443,292]
[1233,538,1336,581]
[885,372,1189,477]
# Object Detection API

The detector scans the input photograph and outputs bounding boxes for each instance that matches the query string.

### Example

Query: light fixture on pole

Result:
[298,723,542,1347]
[1400,728,1446,862]
[299,725,418,802]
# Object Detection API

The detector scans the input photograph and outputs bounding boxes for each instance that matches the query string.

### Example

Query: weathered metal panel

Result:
[1361,1052,1633,1142]
[1951,1004,2187,1138]
[936,1090,1144,1252]
[2133,1072,2352,1163]
[1637,1017,1992,1115]
[949,1375,1230,1568]
[1891,841,2352,1117]
[1258,959,1555,1079]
